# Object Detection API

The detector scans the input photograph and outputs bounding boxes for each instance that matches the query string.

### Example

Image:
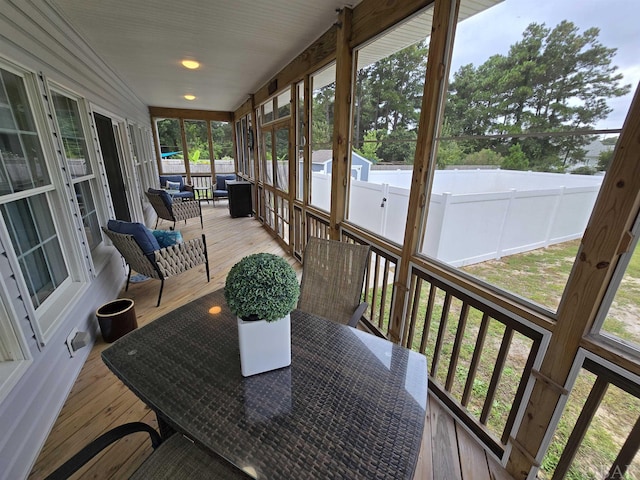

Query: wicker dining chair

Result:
[146,189,203,229]
[102,226,209,307]
[44,422,250,480]
[298,236,371,327]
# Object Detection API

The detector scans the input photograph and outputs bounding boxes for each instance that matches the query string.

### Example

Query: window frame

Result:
[589,211,640,358]
[0,61,89,345]
[48,84,107,259]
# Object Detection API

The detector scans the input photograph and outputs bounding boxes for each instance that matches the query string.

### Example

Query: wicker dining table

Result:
[101,288,428,479]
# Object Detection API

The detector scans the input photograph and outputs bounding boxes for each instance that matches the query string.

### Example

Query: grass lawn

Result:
[461,240,640,478]
[387,239,640,478]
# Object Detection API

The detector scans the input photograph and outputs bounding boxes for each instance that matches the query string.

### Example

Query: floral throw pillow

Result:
[165,180,181,190]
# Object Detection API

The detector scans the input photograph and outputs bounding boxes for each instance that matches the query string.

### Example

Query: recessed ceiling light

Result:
[181,60,200,69]
[184,94,196,100]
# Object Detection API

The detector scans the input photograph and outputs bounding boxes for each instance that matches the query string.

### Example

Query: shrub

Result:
[224,253,300,322]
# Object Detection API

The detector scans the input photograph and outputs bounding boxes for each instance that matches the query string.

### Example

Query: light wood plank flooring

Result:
[29,201,513,479]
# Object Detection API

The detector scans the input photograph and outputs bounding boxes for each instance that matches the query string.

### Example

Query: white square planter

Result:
[237,313,291,377]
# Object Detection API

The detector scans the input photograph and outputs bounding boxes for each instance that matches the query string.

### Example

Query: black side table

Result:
[226,180,252,217]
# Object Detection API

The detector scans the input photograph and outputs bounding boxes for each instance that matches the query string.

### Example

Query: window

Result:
[1,195,68,308]
[421,0,636,314]
[259,91,291,245]
[0,64,80,342]
[211,121,234,174]
[51,90,101,251]
[155,118,184,173]
[347,9,431,240]
[593,215,640,354]
[310,63,335,212]
[0,70,50,193]
[185,119,211,185]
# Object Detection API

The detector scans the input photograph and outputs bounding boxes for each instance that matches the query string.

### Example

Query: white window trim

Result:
[90,104,144,223]
[0,267,32,404]
[589,211,640,359]
[47,83,110,270]
[0,61,90,346]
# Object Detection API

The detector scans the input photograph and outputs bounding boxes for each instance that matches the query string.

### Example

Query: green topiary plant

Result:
[224,253,300,322]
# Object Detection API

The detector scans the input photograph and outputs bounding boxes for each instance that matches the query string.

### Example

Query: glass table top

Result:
[102,288,428,479]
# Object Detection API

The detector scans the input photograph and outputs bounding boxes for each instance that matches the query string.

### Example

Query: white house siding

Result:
[0,2,150,478]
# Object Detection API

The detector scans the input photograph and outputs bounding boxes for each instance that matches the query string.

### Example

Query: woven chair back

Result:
[101,227,161,280]
[145,191,174,222]
[298,237,370,325]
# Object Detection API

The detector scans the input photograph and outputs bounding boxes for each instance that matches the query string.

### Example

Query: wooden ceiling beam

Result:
[148,106,232,122]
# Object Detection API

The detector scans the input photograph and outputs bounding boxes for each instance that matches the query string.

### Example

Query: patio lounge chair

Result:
[159,174,194,200]
[298,236,370,327]
[211,174,237,204]
[146,188,203,229]
[44,422,249,479]
[103,221,209,307]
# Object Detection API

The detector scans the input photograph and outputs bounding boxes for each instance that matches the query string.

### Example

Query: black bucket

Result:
[96,298,137,343]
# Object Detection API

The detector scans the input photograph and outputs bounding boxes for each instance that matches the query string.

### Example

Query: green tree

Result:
[597,148,614,171]
[501,144,529,171]
[355,130,381,162]
[156,118,182,157]
[311,83,335,147]
[436,140,465,169]
[211,121,233,158]
[353,41,428,162]
[464,148,503,166]
[376,129,417,164]
[445,20,631,170]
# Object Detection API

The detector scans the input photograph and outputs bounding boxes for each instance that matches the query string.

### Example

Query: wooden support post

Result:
[506,84,640,479]
[329,7,353,241]
[388,0,459,343]
[288,84,296,252]
[150,114,162,175]
[208,119,216,180]
[302,75,311,216]
[179,118,191,183]
[249,96,259,211]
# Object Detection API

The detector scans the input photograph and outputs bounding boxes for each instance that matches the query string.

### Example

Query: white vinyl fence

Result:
[313,169,604,267]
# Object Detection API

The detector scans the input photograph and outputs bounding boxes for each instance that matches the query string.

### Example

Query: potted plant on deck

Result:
[224,253,300,376]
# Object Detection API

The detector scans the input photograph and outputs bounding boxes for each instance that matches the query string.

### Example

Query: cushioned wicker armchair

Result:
[44,422,249,479]
[158,174,194,200]
[103,222,209,307]
[211,173,236,204]
[298,237,371,327]
[146,188,203,229]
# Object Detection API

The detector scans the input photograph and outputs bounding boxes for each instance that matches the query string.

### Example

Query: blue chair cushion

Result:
[107,220,160,256]
[148,188,173,211]
[158,175,194,199]
[159,175,184,190]
[171,190,194,199]
[215,174,236,191]
[152,229,183,248]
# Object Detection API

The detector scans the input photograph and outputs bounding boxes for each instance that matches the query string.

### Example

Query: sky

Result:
[451,0,640,130]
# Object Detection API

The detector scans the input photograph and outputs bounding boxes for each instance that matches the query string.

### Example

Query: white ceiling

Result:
[50,0,363,112]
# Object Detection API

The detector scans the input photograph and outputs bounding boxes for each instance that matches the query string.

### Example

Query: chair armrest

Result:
[45,423,161,480]
[154,235,208,276]
[348,301,368,328]
[171,200,201,222]
[181,184,194,192]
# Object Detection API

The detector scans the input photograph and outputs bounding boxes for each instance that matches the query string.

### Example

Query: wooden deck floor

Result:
[29,201,513,479]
